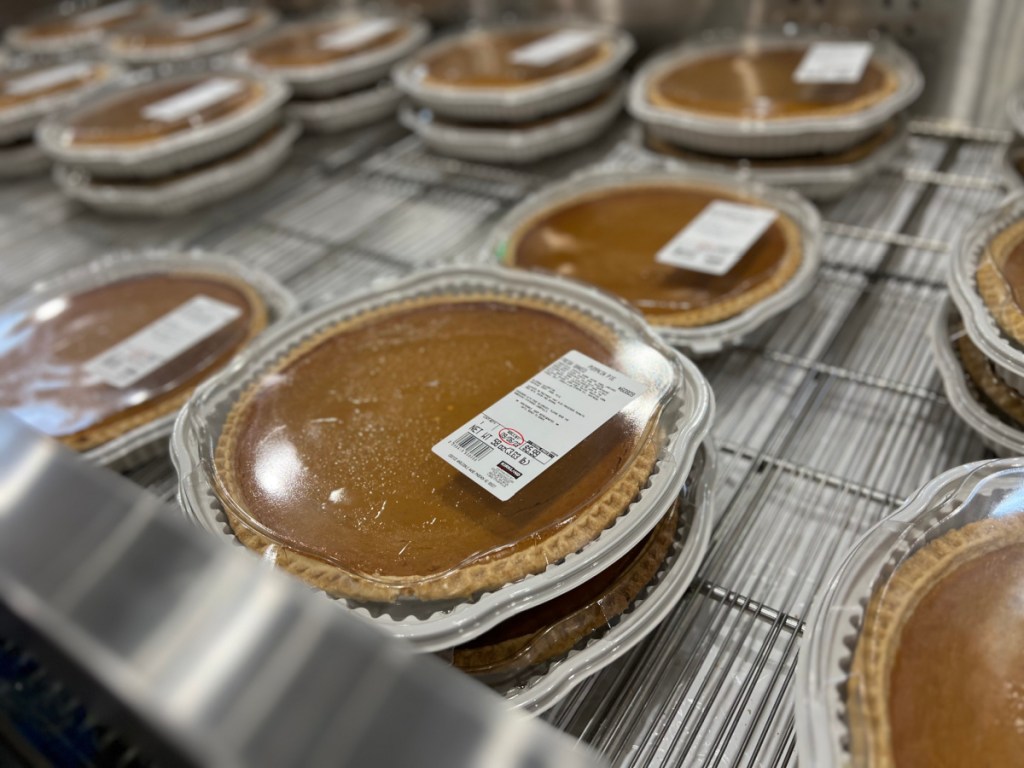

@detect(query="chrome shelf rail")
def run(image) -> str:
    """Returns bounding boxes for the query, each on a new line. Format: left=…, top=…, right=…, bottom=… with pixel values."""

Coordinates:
left=0, top=118, right=1009, bottom=765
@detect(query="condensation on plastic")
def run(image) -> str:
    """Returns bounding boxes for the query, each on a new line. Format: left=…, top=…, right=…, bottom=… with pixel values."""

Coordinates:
left=237, top=13, right=430, bottom=98
left=0, top=61, right=125, bottom=145
left=104, top=7, right=279, bottom=65
left=392, top=20, right=634, bottom=122
left=948, top=190, right=1024, bottom=397
left=172, top=266, right=714, bottom=651
left=53, top=119, right=301, bottom=216
left=286, top=82, right=402, bottom=134
left=476, top=167, right=822, bottom=355
left=0, top=250, right=296, bottom=471
left=630, top=117, right=908, bottom=203
left=930, top=298, right=1024, bottom=457
left=35, top=68, right=291, bottom=179
left=399, top=79, right=624, bottom=165
left=628, top=29, right=924, bottom=158
left=796, top=458, right=1024, bottom=767
left=4, top=1, right=158, bottom=55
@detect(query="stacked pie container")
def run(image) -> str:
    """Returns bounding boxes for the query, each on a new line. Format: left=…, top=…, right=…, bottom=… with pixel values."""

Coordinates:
left=236, top=11, right=430, bottom=134
left=394, top=20, right=634, bottom=164
left=171, top=266, right=716, bottom=712
left=1001, top=92, right=1024, bottom=190
left=35, top=68, right=297, bottom=216
left=934, top=191, right=1024, bottom=455
left=627, top=29, right=924, bottom=200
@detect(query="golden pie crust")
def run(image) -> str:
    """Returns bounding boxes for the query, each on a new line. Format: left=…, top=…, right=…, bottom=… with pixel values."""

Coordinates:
left=646, top=45, right=900, bottom=120
left=215, top=293, right=663, bottom=603
left=956, top=331, right=1024, bottom=425
left=452, top=501, right=677, bottom=679
left=504, top=185, right=804, bottom=328
left=847, top=514, right=1024, bottom=767
left=975, top=218, right=1024, bottom=347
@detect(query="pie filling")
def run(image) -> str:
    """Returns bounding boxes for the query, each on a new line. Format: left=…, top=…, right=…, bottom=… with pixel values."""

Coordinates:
left=888, top=540, right=1024, bottom=767
left=217, top=300, right=655, bottom=584
left=19, top=3, right=150, bottom=40
left=649, top=46, right=891, bottom=119
left=956, top=330, right=1024, bottom=426
left=507, top=186, right=793, bottom=317
left=61, top=76, right=261, bottom=146
left=420, top=29, right=609, bottom=89
left=644, top=119, right=898, bottom=168
left=247, top=18, right=409, bottom=68
left=0, top=273, right=260, bottom=443
left=113, top=10, right=262, bottom=48
left=989, top=235, right=1024, bottom=312
left=453, top=503, right=677, bottom=679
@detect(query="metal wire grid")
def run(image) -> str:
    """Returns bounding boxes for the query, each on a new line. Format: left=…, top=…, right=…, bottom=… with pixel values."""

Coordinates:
left=0, top=119, right=1012, bottom=765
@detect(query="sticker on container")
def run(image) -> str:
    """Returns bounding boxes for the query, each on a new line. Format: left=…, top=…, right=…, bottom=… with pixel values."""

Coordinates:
left=319, top=18, right=400, bottom=52
left=433, top=350, right=643, bottom=501
left=655, top=200, right=778, bottom=276
left=510, top=29, right=600, bottom=68
left=142, top=77, right=245, bottom=122
left=73, top=0, right=139, bottom=27
left=176, top=8, right=252, bottom=37
left=4, top=63, right=94, bottom=96
left=793, top=42, right=874, bottom=84
left=84, top=294, right=242, bottom=388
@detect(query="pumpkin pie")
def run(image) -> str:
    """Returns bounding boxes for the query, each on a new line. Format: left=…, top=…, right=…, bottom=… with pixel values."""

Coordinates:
left=847, top=513, right=1024, bottom=767
left=0, top=271, right=267, bottom=452
left=975, top=218, right=1024, bottom=348
left=214, top=294, right=664, bottom=603
left=6, top=1, right=154, bottom=52
left=956, top=329, right=1024, bottom=427
left=106, top=7, right=277, bottom=61
left=56, top=73, right=265, bottom=148
left=500, top=181, right=803, bottom=327
left=647, top=43, right=898, bottom=121
left=453, top=502, right=677, bottom=681
left=246, top=16, right=413, bottom=70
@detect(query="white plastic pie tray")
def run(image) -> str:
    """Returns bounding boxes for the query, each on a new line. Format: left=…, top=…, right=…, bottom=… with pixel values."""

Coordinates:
left=35, top=69, right=291, bottom=180
left=4, top=249, right=297, bottom=471
left=930, top=298, right=1024, bottom=457
left=478, top=168, right=823, bottom=355
left=796, top=457, right=1024, bottom=768
left=629, top=118, right=908, bottom=203
left=171, top=265, right=715, bottom=652
left=286, top=82, right=402, bottom=134
left=54, top=119, right=301, bottom=216
left=628, top=30, right=924, bottom=158
left=947, top=190, right=1024, bottom=396
left=496, top=440, right=715, bottom=714
left=400, top=79, right=625, bottom=165
left=104, top=7, right=280, bottom=65
left=0, top=61, right=126, bottom=145
left=393, top=20, right=635, bottom=123
left=238, top=15, right=431, bottom=98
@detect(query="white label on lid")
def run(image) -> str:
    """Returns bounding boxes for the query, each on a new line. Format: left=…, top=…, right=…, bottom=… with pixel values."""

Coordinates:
left=84, top=295, right=242, bottom=389
left=141, top=77, right=245, bottom=122
left=73, top=0, right=138, bottom=27
left=4, top=63, right=94, bottom=96
left=655, top=200, right=778, bottom=276
left=793, top=41, right=874, bottom=84
left=176, top=7, right=252, bottom=37
left=432, top=350, right=643, bottom=501
left=510, top=29, right=600, bottom=67
left=318, top=18, right=400, bottom=51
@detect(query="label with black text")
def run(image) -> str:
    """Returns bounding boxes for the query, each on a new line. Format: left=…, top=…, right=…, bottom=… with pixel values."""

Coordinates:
left=318, top=18, right=400, bottom=51
left=510, top=29, right=600, bottom=67
left=141, top=77, right=245, bottom=122
left=793, top=42, right=873, bottom=84
left=655, top=200, right=778, bottom=276
left=4, top=63, right=94, bottom=96
left=432, top=350, right=643, bottom=501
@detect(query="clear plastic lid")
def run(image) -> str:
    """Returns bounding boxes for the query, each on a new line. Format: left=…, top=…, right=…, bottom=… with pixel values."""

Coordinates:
left=246, top=14, right=414, bottom=68
left=797, top=458, right=1024, bottom=767
left=13, top=0, right=154, bottom=41
left=0, top=62, right=110, bottom=111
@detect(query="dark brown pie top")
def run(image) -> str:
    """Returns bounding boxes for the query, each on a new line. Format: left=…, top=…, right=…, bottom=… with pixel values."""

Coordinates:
left=247, top=17, right=409, bottom=68
left=0, top=272, right=262, bottom=445
left=420, top=28, right=609, bottom=89
left=61, top=75, right=261, bottom=146
left=0, top=63, right=109, bottom=112
left=18, top=1, right=151, bottom=41
left=217, top=300, right=650, bottom=582
left=649, top=45, right=892, bottom=119
left=508, top=185, right=794, bottom=319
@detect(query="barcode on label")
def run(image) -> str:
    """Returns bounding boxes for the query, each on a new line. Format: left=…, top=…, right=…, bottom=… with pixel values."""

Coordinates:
left=455, top=432, right=493, bottom=461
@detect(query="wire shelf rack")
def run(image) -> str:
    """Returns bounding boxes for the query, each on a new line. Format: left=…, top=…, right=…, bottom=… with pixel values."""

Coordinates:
left=0, top=115, right=1010, bottom=766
